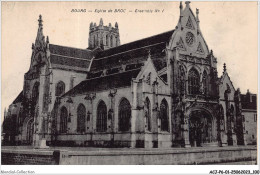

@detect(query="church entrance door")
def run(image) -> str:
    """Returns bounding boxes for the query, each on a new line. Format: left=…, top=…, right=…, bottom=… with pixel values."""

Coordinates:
left=189, top=110, right=213, bottom=147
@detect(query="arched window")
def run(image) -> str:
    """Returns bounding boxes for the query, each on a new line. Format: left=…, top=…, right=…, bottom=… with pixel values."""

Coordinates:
left=118, top=98, right=131, bottom=131
left=32, top=82, right=39, bottom=100
left=56, top=81, right=65, bottom=96
left=160, top=99, right=169, bottom=132
left=96, top=101, right=107, bottom=132
left=110, top=35, right=113, bottom=47
left=60, top=106, right=68, bottom=133
left=77, top=104, right=86, bottom=133
left=219, top=105, right=225, bottom=131
left=106, top=35, right=109, bottom=46
left=115, top=36, right=118, bottom=46
left=94, top=35, right=96, bottom=47
left=188, top=68, right=200, bottom=95
left=202, top=71, right=208, bottom=95
left=145, top=97, right=151, bottom=131
left=178, top=66, right=186, bottom=95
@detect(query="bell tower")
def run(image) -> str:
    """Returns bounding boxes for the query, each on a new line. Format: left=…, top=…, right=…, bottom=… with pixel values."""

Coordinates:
left=88, top=18, right=120, bottom=50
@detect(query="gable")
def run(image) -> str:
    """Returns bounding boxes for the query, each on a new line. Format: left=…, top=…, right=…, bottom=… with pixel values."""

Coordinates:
left=219, top=72, right=236, bottom=100
left=136, top=57, right=167, bottom=86
left=168, top=3, right=209, bottom=58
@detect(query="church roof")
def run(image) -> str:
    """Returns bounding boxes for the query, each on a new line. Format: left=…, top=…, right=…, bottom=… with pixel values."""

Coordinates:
left=49, top=44, right=93, bottom=72
left=12, top=91, right=23, bottom=104
left=49, top=44, right=94, bottom=60
left=62, top=68, right=141, bottom=97
left=90, top=30, right=174, bottom=73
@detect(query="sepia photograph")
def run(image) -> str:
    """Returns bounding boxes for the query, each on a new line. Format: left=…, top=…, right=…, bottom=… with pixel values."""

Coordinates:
left=1, top=1, right=258, bottom=174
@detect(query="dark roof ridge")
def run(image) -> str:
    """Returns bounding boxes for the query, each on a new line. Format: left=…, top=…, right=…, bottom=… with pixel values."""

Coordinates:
left=94, top=41, right=165, bottom=61
left=108, top=29, right=175, bottom=50
left=62, top=68, right=141, bottom=98
left=49, top=43, right=92, bottom=52
left=86, top=67, right=141, bottom=82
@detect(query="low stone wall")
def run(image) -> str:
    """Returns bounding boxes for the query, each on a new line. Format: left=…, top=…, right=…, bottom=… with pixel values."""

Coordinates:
left=1, top=146, right=257, bottom=165
left=59, top=146, right=257, bottom=165
left=1, top=149, right=59, bottom=165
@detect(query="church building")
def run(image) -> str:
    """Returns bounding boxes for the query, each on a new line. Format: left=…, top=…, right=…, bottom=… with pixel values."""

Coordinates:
left=3, top=2, right=248, bottom=148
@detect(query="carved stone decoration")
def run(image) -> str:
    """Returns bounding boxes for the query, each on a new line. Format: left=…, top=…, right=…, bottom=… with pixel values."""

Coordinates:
left=108, top=89, right=117, bottom=98
left=84, top=93, right=96, bottom=102
left=176, top=37, right=186, bottom=50
left=108, top=109, right=114, bottom=120
left=185, top=16, right=194, bottom=30
left=178, top=65, right=186, bottom=95
left=185, top=32, right=195, bottom=46
left=196, top=42, right=204, bottom=54
left=146, top=72, right=151, bottom=85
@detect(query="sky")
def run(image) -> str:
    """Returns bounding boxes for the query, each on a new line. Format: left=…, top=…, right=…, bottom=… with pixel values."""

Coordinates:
left=1, top=1, right=258, bottom=119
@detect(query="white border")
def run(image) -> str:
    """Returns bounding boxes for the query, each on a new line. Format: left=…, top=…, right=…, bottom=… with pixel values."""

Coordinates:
left=0, top=0, right=259, bottom=174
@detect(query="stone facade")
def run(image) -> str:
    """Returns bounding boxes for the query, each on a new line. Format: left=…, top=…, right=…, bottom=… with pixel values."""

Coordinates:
left=3, top=2, right=252, bottom=148
left=241, top=91, right=257, bottom=145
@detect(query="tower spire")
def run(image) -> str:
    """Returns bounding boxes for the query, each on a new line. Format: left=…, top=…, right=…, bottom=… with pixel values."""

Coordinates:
left=223, top=63, right=226, bottom=73
left=179, top=1, right=183, bottom=11
left=35, top=15, right=46, bottom=51
left=99, top=18, right=103, bottom=26
left=185, top=1, right=190, bottom=8
left=38, top=14, right=43, bottom=28
left=179, top=1, right=183, bottom=17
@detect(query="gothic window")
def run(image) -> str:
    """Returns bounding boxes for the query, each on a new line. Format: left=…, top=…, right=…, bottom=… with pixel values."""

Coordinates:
left=178, top=66, right=186, bottom=95
left=106, top=35, right=109, bottom=46
left=185, top=32, right=195, bottom=46
left=118, top=98, right=131, bottom=132
left=202, top=71, right=208, bottom=95
left=110, top=35, right=113, bottom=47
left=96, top=101, right=107, bottom=132
left=77, top=104, right=86, bottom=133
left=95, top=34, right=98, bottom=47
left=56, top=81, right=65, bottom=96
left=145, top=97, right=151, bottom=131
left=60, top=106, right=68, bottom=133
left=160, top=99, right=169, bottom=132
left=93, top=35, right=96, bottom=47
left=219, top=105, right=225, bottom=131
left=32, top=82, right=39, bottom=100
left=115, top=36, right=118, bottom=46
left=188, top=68, right=200, bottom=95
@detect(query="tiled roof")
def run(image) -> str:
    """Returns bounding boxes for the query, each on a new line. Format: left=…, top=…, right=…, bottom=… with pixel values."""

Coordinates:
left=62, top=68, right=141, bottom=97
left=49, top=44, right=93, bottom=60
left=90, top=30, right=174, bottom=72
left=56, top=30, right=174, bottom=97
left=95, top=30, right=174, bottom=58
left=241, top=93, right=257, bottom=110
left=12, top=91, right=23, bottom=104
left=50, top=55, right=90, bottom=68
left=49, top=44, right=93, bottom=71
